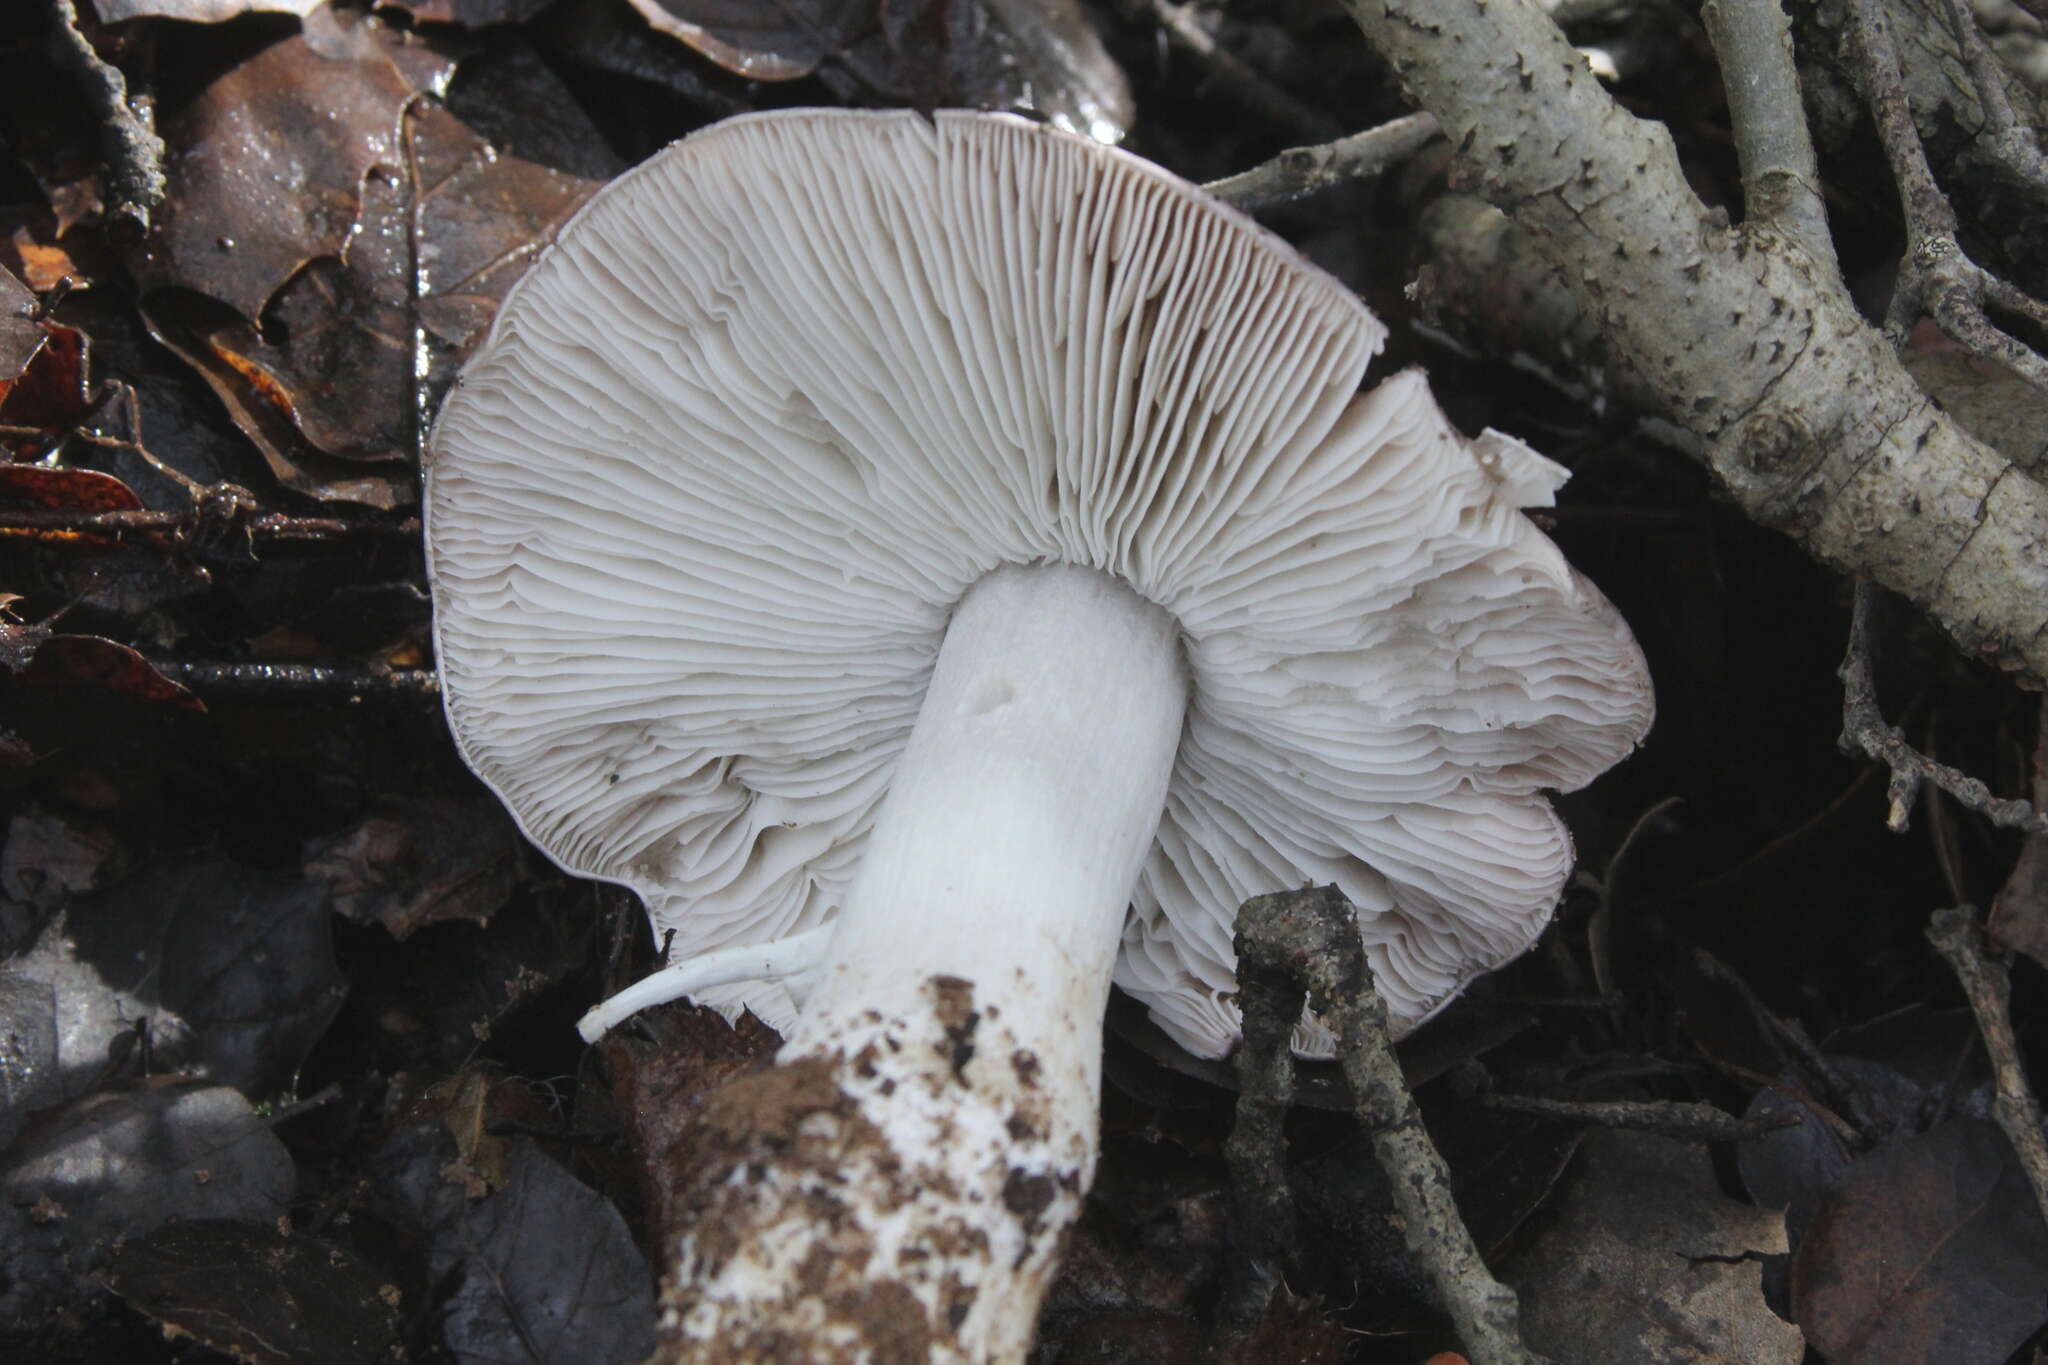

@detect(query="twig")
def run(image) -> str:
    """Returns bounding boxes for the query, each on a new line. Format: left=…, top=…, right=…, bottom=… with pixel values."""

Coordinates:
left=1938, top=0, right=2048, bottom=191
left=1144, top=1, right=1344, bottom=143
left=1926, top=905, right=2048, bottom=1229
left=1205, top=114, right=1440, bottom=212
left=147, top=660, right=440, bottom=703
left=1846, top=0, right=2048, bottom=391
left=1220, top=916, right=1307, bottom=1338
left=1838, top=581, right=2048, bottom=834
left=45, top=0, right=165, bottom=234
left=0, top=505, right=420, bottom=549
left=1699, top=0, right=1837, bottom=271
left=1234, top=886, right=1550, bottom=1365
left=1464, top=1091, right=1800, bottom=1142
left=1693, top=949, right=1879, bottom=1138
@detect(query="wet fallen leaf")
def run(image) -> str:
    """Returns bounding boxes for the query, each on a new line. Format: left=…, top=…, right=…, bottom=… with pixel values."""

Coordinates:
left=0, top=317, right=91, bottom=457
left=1792, top=1118, right=2048, bottom=1365
left=0, top=974, right=60, bottom=1149
left=135, top=9, right=614, bottom=507
left=0, top=263, right=44, bottom=393
left=7, top=226, right=83, bottom=295
left=1503, top=1129, right=1803, bottom=1365
left=623, top=0, right=1131, bottom=138
left=14, top=851, right=346, bottom=1095
left=19, top=635, right=203, bottom=711
left=107, top=1219, right=401, bottom=1365
left=0, top=464, right=142, bottom=513
left=378, top=1127, right=657, bottom=1365
left=0, top=807, right=122, bottom=915
left=0, top=1080, right=296, bottom=1325
left=92, top=0, right=322, bottom=19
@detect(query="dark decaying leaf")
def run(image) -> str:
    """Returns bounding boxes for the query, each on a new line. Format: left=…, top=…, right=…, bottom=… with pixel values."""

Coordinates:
left=58, top=852, right=346, bottom=1094
left=305, top=790, right=521, bottom=938
left=1791, top=1118, right=2048, bottom=1365
left=1736, top=1084, right=1853, bottom=1246
left=0, top=806, right=123, bottom=916
left=0, top=1081, right=296, bottom=1325
left=623, top=0, right=1131, bottom=139
left=0, top=318, right=91, bottom=457
left=107, top=1219, right=402, bottom=1365
left=134, top=8, right=613, bottom=508
left=20, top=635, right=203, bottom=711
left=0, top=263, right=45, bottom=390
left=379, top=1127, right=657, bottom=1365
left=1502, top=1130, right=1803, bottom=1365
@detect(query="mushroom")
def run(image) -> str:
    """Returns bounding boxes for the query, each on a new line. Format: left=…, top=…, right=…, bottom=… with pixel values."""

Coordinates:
left=425, top=109, right=1653, bottom=1361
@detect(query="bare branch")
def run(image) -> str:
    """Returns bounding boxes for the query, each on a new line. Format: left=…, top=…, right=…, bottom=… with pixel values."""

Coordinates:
left=1338, top=0, right=2048, bottom=685
left=1700, top=0, right=1838, bottom=270
left=1926, top=905, right=2048, bottom=1230
left=147, top=660, right=440, bottom=703
left=1838, top=582, right=2048, bottom=834
left=1465, top=1090, right=1799, bottom=1143
left=1205, top=114, right=1440, bottom=212
left=0, top=506, right=420, bottom=550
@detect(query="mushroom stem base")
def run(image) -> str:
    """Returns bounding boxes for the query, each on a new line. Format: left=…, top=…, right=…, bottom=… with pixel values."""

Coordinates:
left=657, top=562, right=1188, bottom=1363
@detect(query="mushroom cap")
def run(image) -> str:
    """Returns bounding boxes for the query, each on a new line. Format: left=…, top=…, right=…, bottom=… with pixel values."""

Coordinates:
left=426, top=108, right=1653, bottom=1058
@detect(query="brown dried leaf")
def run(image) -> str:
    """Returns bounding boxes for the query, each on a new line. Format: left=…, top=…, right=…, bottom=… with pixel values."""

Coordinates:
left=0, top=262, right=44, bottom=389
left=0, top=464, right=143, bottom=512
left=1503, top=1130, right=1803, bottom=1365
left=136, top=10, right=612, bottom=507
left=303, top=792, right=521, bottom=938
left=1792, top=1119, right=2048, bottom=1365
left=90, top=0, right=322, bottom=19
left=0, top=320, right=91, bottom=457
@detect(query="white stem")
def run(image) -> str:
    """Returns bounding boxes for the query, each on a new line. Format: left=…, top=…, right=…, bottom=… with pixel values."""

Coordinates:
left=575, top=925, right=833, bottom=1043
left=664, top=562, right=1187, bottom=1363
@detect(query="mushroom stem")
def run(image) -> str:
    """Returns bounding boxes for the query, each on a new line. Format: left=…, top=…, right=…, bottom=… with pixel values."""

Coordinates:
left=661, top=561, right=1188, bottom=1362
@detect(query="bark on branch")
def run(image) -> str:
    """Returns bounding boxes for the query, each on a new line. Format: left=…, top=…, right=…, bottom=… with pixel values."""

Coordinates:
left=1341, top=0, right=2048, bottom=685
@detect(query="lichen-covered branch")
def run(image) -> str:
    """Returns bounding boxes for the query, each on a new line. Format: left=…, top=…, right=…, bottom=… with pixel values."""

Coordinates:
left=1339, top=0, right=2048, bottom=686
left=1235, top=887, right=1548, bottom=1365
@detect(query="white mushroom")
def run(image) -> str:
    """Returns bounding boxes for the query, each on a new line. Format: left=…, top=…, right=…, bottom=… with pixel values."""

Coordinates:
left=425, top=108, right=1653, bottom=1362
